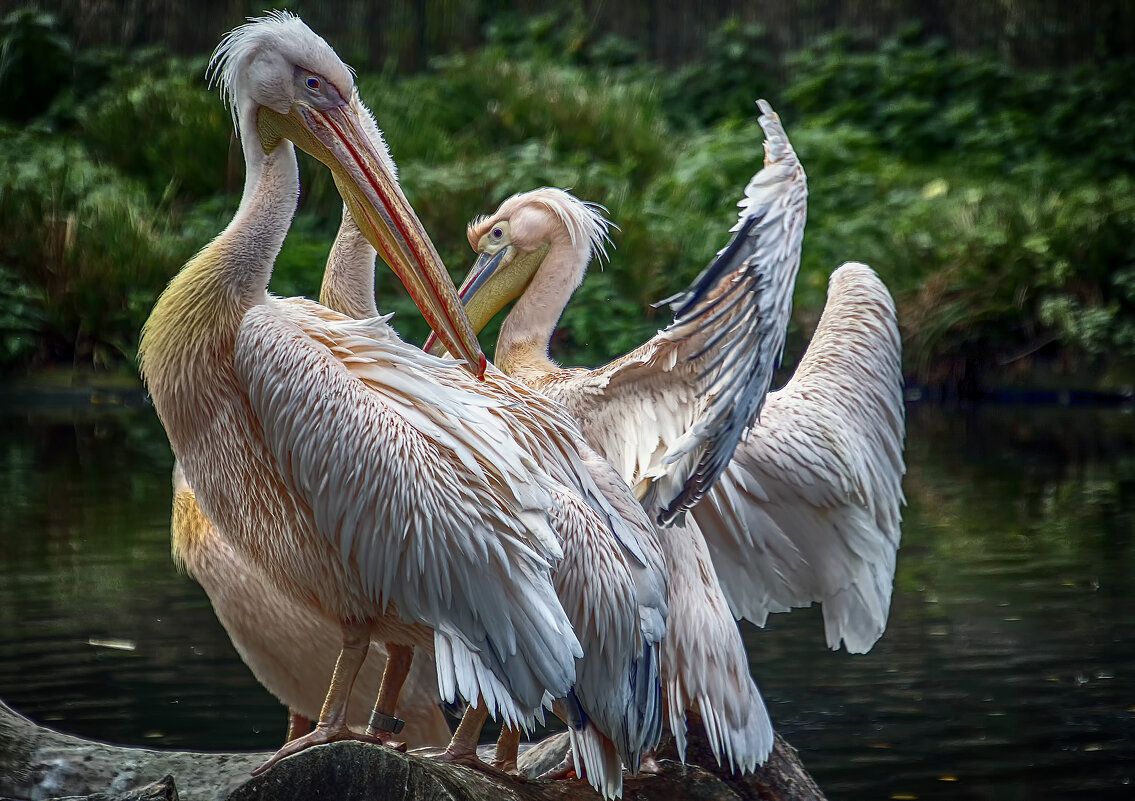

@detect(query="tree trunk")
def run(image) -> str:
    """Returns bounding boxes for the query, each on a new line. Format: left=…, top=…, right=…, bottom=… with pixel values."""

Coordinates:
left=0, top=700, right=825, bottom=801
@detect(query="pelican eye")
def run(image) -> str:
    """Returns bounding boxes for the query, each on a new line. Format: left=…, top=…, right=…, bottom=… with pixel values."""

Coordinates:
left=492, top=227, right=503, bottom=239
left=305, top=76, right=320, bottom=90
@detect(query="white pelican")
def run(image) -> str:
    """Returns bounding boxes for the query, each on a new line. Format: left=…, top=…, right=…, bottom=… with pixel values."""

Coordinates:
left=139, top=13, right=666, bottom=788
left=322, top=164, right=669, bottom=801
left=168, top=208, right=447, bottom=749
left=438, top=102, right=905, bottom=767
left=314, top=85, right=671, bottom=801
left=171, top=463, right=450, bottom=747
left=175, top=203, right=669, bottom=794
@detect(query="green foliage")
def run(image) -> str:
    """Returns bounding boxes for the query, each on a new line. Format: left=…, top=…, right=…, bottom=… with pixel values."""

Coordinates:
left=660, top=20, right=773, bottom=129
left=0, top=8, right=72, bottom=123
left=785, top=25, right=1135, bottom=176
left=881, top=174, right=1133, bottom=379
left=0, top=133, right=185, bottom=369
left=1, top=13, right=1131, bottom=389
left=556, top=269, right=660, bottom=366
left=76, top=57, right=232, bottom=200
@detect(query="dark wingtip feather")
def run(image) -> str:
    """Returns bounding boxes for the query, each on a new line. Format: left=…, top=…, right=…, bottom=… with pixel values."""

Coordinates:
left=648, top=100, right=807, bottom=523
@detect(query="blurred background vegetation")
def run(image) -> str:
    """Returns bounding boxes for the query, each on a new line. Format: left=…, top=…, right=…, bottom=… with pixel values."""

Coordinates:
left=0, top=0, right=1132, bottom=395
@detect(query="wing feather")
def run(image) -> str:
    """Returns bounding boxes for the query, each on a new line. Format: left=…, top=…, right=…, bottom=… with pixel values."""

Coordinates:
left=550, top=449, right=667, bottom=796
left=660, top=518, right=772, bottom=773
left=650, top=100, right=808, bottom=522
left=235, top=300, right=584, bottom=725
left=551, top=100, right=807, bottom=525
left=692, top=263, right=906, bottom=653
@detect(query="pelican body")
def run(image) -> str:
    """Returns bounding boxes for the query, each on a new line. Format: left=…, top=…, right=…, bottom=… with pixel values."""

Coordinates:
left=322, top=202, right=670, bottom=799
left=445, top=101, right=906, bottom=769
left=316, top=120, right=671, bottom=801
left=313, top=84, right=671, bottom=801
left=141, top=11, right=573, bottom=766
left=171, top=464, right=450, bottom=747
left=141, top=14, right=668, bottom=786
left=168, top=207, right=449, bottom=748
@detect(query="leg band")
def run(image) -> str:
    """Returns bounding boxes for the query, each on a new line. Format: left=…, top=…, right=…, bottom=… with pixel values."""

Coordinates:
left=369, top=709, right=405, bottom=734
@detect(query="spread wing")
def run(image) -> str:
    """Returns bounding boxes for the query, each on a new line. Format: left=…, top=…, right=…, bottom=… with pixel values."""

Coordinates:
left=553, top=100, right=807, bottom=525
left=234, top=299, right=583, bottom=726
left=691, top=263, right=906, bottom=653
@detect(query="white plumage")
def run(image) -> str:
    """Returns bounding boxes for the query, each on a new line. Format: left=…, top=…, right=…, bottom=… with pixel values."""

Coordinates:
left=140, top=13, right=667, bottom=780
left=694, top=261, right=906, bottom=653
left=170, top=465, right=450, bottom=747
left=446, top=100, right=905, bottom=773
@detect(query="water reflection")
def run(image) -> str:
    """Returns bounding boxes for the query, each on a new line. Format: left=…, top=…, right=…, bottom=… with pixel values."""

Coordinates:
left=0, top=399, right=1132, bottom=797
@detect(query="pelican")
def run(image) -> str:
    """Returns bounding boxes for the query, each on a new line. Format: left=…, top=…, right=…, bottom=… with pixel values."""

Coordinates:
left=139, top=13, right=666, bottom=788
left=312, top=69, right=673, bottom=801
left=171, top=463, right=450, bottom=747
left=173, top=202, right=668, bottom=792
left=167, top=208, right=449, bottom=749
left=438, top=102, right=905, bottom=767
left=321, top=164, right=669, bottom=801
left=325, top=208, right=670, bottom=796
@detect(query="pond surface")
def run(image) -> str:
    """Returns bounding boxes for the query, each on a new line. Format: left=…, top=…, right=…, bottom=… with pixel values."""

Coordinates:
left=1, top=395, right=1133, bottom=799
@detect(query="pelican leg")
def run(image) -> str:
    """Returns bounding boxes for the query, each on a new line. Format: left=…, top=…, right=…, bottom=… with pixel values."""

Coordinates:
left=252, top=622, right=383, bottom=775
left=363, top=642, right=413, bottom=750
left=492, top=725, right=523, bottom=775
left=284, top=711, right=312, bottom=742
left=434, top=703, right=516, bottom=781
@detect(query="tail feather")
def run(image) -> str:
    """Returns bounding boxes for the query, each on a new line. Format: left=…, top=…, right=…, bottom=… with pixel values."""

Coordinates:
left=661, top=518, right=773, bottom=773
left=569, top=724, right=625, bottom=800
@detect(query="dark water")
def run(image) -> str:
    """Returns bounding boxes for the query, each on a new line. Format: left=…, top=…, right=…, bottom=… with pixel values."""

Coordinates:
left=1, top=396, right=1133, bottom=799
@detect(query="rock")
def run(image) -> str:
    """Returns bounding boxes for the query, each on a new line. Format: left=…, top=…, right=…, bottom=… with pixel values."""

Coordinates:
left=515, top=732, right=572, bottom=778
left=0, top=700, right=825, bottom=801
left=40, top=775, right=180, bottom=801
left=0, top=700, right=265, bottom=801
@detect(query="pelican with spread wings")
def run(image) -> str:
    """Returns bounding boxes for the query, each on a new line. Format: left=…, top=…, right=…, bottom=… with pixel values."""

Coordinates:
left=434, top=101, right=906, bottom=769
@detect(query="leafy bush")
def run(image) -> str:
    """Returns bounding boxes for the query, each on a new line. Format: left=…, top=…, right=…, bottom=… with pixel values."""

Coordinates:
left=786, top=25, right=1135, bottom=176
left=2, top=13, right=1132, bottom=391
left=660, top=20, right=774, bottom=129
left=0, top=134, right=185, bottom=368
left=0, top=8, right=72, bottom=123
left=76, top=57, right=233, bottom=201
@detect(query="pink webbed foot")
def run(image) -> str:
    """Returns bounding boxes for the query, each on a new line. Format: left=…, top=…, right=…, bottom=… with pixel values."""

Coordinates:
left=434, top=746, right=522, bottom=783
left=252, top=723, right=386, bottom=776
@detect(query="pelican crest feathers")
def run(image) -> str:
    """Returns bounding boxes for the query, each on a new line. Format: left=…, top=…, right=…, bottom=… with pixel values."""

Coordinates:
left=471, top=187, right=614, bottom=265
left=206, top=11, right=397, bottom=179
left=208, top=11, right=346, bottom=109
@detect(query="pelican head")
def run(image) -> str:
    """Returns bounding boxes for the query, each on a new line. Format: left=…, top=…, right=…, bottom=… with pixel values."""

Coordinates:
left=424, top=187, right=612, bottom=356
left=210, top=12, right=485, bottom=376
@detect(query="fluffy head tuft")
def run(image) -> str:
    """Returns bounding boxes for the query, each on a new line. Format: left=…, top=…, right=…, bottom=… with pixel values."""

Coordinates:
left=207, top=11, right=355, bottom=129
left=471, top=187, right=614, bottom=264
